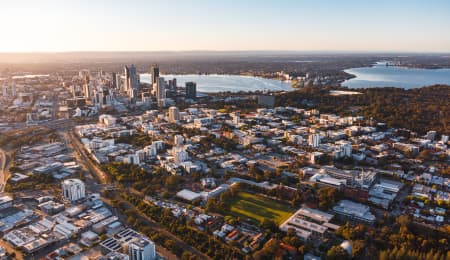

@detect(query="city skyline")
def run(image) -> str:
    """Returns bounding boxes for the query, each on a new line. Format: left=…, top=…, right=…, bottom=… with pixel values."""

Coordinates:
left=0, top=0, right=450, bottom=53
left=0, top=2, right=449, bottom=259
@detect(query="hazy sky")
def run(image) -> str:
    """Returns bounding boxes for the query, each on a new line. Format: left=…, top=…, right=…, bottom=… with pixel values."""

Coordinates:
left=1, top=0, right=449, bottom=52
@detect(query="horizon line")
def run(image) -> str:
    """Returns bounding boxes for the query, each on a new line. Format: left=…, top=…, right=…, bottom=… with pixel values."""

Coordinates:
left=1, top=49, right=450, bottom=55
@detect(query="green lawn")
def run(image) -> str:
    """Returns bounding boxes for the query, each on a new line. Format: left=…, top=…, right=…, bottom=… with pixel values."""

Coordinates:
left=226, top=192, right=294, bottom=225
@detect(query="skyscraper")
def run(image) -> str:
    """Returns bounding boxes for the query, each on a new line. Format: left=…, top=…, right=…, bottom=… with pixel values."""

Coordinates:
left=185, top=81, right=197, bottom=99
left=79, top=69, right=90, bottom=79
left=172, top=78, right=177, bottom=90
left=111, top=72, right=117, bottom=88
left=116, top=73, right=122, bottom=90
left=98, top=69, right=105, bottom=79
left=150, top=64, right=159, bottom=85
left=156, top=77, right=166, bottom=102
left=84, top=83, right=91, bottom=99
left=84, top=74, right=90, bottom=85
left=124, top=66, right=130, bottom=91
left=124, top=65, right=139, bottom=93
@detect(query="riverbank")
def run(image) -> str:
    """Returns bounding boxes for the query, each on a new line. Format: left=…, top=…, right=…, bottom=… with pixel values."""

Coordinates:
left=276, top=84, right=450, bottom=135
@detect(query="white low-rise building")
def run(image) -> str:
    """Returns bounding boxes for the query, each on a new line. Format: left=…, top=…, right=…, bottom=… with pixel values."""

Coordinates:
left=333, top=200, right=376, bottom=224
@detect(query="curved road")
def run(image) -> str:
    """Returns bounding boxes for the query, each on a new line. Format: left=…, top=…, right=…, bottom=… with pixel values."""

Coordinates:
left=0, top=148, right=10, bottom=192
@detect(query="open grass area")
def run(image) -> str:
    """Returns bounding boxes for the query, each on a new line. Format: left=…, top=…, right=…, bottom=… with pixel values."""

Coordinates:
left=226, top=191, right=294, bottom=225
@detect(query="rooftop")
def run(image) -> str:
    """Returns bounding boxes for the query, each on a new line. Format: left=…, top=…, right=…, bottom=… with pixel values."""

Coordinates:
left=176, top=189, right=201, bottom=201
left=333, top=200, right=376, bottom=223
left=0, top=195, right=13, bottom=205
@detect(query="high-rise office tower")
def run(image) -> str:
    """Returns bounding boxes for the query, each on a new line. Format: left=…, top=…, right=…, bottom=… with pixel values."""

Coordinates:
left=172, top=78, right=177, bottom=90
left=129, top=87, right=137, bottom=99
left=84, top=84, right=91, bottom=99
left=98, top=69, right=105, bottom=79
left=116, top=73, right=122, bottom=91
left=185, top=81, right=197, bottom=99
left=111, top=72, right=117, bottom=88
left=129, top=65, right=138, bottom=84
left=128, top=238, right=156, bottom=260
left=97, top=86, right=110, bottom=106
left=165, top=78, right=178, bottom=98
left=150, top=64, right=159, bottom=85
left=79, top=69, right=90, bottom=79
left=84, top=74, right=90, bottom=85
left=70, top=85, right=76, bottom=98
left=124, top=66, right=130, bottom=91
left=61, top=179, right=86, bottom=203
left=156, top=77, right=166, bottom=101
left=124, top=65, right=140, bottom=96
left=156, top=77, right=166, bottom=107
left=168, top=106, right=180, bottom=123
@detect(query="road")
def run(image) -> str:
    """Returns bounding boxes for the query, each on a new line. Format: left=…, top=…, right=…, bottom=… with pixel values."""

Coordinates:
left=0, top=148, right=10, bottom=192
left=65, top=131, right=109, bottom=184
left=121, top=196, right=211, bottom=260
left=0, top=118, right=72, bottom=191
left=65, top=130, right=210, bottom=259
left=1, top=121, right=206, bottom=259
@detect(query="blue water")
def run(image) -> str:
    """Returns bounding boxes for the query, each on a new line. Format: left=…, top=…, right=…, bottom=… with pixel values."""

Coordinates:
left=343, top=62, right=450, bottom=89
left=140, top=73, right=291, bottom=93
left=12, top=74, right=50, bottom=79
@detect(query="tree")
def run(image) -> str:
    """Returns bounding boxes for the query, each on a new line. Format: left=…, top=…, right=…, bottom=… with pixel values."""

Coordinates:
left=224, top=215, right=238, bottom=225
left=181, top=251, right=195, bottom=260
left=396, top=215, right=411, bottom=228
left=352, top=240, right=366, bottom=258
left=164, top=239, right=175, bottom=250
left=318, top=187, right=338, bottom=210
left=261, top=218, right=277, bottom=233
left=326, top=245, right=350, bottom=260
left=379, top=250, right=389, bottom=260
left=253, top=239, right=279, bottom=260
left=336, top=223, right=367, bottom=240
left=165, top=175, right=182, bottom=189
left=287, top=228, right=296, bottom=237
left=205, top=198, right=217, bottom=212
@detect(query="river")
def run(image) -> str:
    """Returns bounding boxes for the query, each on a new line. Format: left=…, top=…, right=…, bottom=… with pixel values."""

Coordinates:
left=342, top=61, right=450, bottom=89
left=140, top=73, right=291, bottom=93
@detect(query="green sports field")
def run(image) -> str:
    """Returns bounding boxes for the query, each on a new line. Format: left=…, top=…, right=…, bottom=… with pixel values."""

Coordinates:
left=226, top=191, right=294, bottom=225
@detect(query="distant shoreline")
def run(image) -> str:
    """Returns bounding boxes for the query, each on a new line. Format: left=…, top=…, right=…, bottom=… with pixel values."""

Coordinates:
left=199, top=84, right=450, bottom=95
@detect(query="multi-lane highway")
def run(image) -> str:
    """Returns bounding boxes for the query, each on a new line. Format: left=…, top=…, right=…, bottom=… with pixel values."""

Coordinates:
left=0, top=117, right=207, bottom=259
left=0, top=148, right=10, bottom=192
left=65, top=131, right=109, bottom=184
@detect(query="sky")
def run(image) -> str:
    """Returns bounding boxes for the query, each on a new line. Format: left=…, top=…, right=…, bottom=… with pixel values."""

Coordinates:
left=0, top=0, right=449, bottom=53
